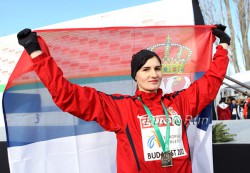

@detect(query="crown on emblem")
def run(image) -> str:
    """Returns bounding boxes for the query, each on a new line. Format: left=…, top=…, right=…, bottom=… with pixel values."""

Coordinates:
left=147, top=35, right=192, bottom=74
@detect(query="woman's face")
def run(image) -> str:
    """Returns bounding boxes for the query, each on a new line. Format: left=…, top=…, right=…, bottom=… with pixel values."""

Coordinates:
left=135, top=56, right=162, bottom=93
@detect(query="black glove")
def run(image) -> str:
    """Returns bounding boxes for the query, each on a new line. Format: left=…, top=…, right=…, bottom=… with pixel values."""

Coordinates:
left=212, top=24, right=231, bottom=45
left=17, top=28, right=41, bottom=54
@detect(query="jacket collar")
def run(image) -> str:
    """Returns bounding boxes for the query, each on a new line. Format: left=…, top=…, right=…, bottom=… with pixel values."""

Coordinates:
left=135, top=89, right=163, bottom=102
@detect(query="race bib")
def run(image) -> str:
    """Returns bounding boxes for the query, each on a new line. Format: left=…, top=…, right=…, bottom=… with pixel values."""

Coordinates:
left=137, top=107, right=187, bottom=161
left=232, top=108, right=236, bottom=115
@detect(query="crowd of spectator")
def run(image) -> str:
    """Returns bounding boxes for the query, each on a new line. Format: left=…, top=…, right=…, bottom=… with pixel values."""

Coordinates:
left=216, top=95, right=250, bottom=120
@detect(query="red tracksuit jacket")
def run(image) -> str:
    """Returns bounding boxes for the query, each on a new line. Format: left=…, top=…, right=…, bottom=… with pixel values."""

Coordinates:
left=32, top=45, right=228, bottom=173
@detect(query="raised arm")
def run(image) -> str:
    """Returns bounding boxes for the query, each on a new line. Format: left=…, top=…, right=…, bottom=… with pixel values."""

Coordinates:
left=175, top=24, right=231, bottom=117
left=17, top=29, right=122, bottom=131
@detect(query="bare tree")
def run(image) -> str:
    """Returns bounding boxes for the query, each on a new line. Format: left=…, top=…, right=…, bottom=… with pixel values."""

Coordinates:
left=198, top=0, right=250, bottom=74
left=234, top=0, right=250, bottom=70
left=225, top=0, right=240, bottom=72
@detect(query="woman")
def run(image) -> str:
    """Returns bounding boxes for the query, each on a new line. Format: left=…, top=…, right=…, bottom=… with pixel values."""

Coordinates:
left=17, top=25, right=230, bottom=173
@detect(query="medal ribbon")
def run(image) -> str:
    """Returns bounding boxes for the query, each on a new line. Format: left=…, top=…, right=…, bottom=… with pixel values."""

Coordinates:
left=138, top=97, right=170, bottom=153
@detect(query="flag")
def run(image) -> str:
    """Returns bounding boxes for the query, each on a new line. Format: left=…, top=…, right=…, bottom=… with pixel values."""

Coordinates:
left=187, top=75, right=214, bottom=173
left=3, top=26, right=214, bottom=173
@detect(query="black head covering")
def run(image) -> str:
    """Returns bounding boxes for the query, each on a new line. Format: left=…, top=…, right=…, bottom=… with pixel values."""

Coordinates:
left=131, top=49, right=161, bottom=80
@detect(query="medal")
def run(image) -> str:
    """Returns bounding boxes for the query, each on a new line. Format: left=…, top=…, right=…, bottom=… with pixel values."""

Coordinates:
left=161, top=151, right=173, bottom=167
left=138, top=97, right=173, bottom=167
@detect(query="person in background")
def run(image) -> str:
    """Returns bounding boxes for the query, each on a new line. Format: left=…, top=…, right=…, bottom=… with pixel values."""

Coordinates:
left=226, top=96, right=233, bottom=105
left=243, top=96, right=250, bottom=119
left=217, top=98, right=231, bottom=120
left=16, top=24, right=230, bottom=173
left=237, top=98, right=245, bottom=119
left=229, top=97, right=241, bottom=120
